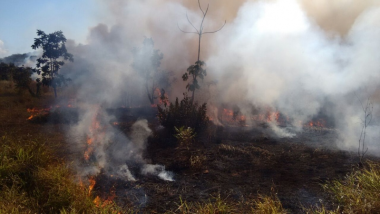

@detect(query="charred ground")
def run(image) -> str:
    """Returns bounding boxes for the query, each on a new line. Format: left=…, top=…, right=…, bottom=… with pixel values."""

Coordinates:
left=1, top=92, right=379, bottom=213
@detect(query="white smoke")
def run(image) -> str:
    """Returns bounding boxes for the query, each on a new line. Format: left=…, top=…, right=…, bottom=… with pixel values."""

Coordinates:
left=207, top=0, right=380, bottom=153
left=141, top=164, right=174, bottom=181
left=61, top=0, right=380, bottom=168
left=0, top=40, right=8, bottom=58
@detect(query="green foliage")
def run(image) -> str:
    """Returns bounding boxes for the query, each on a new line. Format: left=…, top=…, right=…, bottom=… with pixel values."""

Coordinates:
left=13, top=66, right=35, bottom=95
left=174, top=126, right=196, bottom=148
left=182, top=60, right=207, bottom=100
left=157, top=93, right=209, bottom=134
left=0, top=62, right=36, bottom=96
left=31, top=30, right=73, bottom=98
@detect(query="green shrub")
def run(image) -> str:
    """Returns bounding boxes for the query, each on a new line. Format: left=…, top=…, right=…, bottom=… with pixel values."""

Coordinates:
left=174, top=126, right=196, bottom=148
left=157, top=93, right=209, bottom=134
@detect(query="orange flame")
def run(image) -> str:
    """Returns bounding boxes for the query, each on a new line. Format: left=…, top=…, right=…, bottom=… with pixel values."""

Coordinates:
left=93, top=196, right=101, bottom=207
left=26, top=107, right=51, bottom=120
left=93, top=190, right=116, bottom=208
left=88, top=177, right=96, bottom=196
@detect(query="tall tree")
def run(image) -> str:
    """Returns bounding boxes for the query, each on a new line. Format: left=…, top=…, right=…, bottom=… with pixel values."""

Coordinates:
left=132, top=38, right=163, bottom=105
left=178, top=0, right=225, bottom=102
left=31, top=30, right=73, bottom=98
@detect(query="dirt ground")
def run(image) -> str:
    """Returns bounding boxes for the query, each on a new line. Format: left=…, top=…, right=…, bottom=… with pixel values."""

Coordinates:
left=1, top=94, right=377, bottom=213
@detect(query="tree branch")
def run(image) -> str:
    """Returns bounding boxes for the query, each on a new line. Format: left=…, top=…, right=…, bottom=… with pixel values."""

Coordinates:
left=177, top=23, right=199, bottom=34
left=203, top=21, right=226, bottom=34
left=199, top=5, right=209, bottom=33
left=198, top=0, right=205, bottom=15
left=186, top=13, right=200, bottom=34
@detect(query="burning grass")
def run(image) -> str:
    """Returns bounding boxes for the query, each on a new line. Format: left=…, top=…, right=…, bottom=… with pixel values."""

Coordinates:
left=0, top=134, right=125, bottom=214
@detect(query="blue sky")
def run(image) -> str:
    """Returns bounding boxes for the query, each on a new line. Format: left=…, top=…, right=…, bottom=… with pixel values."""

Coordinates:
left=0, top=0, right=105, bottom=56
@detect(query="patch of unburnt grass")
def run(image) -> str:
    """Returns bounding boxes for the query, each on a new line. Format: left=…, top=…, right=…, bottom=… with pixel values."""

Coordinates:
left=321, top=161, right=380, bottom=213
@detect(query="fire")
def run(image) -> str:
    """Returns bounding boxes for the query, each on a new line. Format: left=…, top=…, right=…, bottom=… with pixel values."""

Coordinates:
left=211, top=106, right=328, bottom=129
left=26, top=101, right=74, bottom=120
left=215, top=107, right=282, bottom=126
left=93, top=190, right=117, bottom=208
left=266, top=111, right=280, bottom=122
left=155, top=88, right=169, bottom=107
left=26, top=107, right=51, bottom=120
left=84, top=136, right=94, bottom=161
left=93, top=196, right=101, bottom=207
left=83, top=107, right=106, bottom=162
left=88, top=177, right=96, bottom=196
left=306, top=119, right=326, bottom=128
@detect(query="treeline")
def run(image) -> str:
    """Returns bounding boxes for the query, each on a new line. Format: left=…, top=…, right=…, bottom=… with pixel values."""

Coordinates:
left=0, top=62, right=40, bottom=96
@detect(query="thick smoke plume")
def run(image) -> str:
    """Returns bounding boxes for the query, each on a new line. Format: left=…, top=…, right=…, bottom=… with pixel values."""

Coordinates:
left=61, top=0, right=380, bottom=176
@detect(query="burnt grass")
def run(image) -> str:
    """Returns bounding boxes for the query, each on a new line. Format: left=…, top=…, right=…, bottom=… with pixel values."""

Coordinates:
left=95, top=108, right=367, bottom=213
left=2, top=98, right=377, bottom=213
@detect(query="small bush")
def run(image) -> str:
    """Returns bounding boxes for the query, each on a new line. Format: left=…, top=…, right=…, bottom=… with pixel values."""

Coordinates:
left=157, top=93, right=209, bottom=134
left=174, top=126, right=196, bottom=148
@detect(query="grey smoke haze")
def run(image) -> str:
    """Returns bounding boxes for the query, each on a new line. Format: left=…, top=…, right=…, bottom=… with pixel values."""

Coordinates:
left=0, top=40, right=7, bottom=57
left=61, top=0, right=380, bottom=172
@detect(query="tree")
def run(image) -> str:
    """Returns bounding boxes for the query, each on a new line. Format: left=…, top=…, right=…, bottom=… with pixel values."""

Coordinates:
left=31, top=30, right=73, bottom=98
left=132, top=38, right=164, bottom=105
left=178, top=0, right=225, bottom=102
left=13, top=65, right=36, bottom=96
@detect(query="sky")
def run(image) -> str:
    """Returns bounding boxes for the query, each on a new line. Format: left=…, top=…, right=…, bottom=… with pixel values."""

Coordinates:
left=0, top=0, right=107, bottom=56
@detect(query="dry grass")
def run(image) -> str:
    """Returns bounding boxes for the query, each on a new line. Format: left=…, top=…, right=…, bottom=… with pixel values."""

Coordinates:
left=251, top=193, right=287, bottom=214
left=190, top=154, right=207, bottom=169
left=322, top=161, right=380, bottom=214
left=173, top=195, right=236, bottom=214
left=169, top=192, right=290, bottom=214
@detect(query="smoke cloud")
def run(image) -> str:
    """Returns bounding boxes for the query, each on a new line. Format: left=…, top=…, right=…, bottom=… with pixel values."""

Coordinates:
left=60, top=0, right=380, bottom=174
left=0, top=40, right=8, bottom=58
left=207, top=0, right=380, bottom=153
